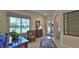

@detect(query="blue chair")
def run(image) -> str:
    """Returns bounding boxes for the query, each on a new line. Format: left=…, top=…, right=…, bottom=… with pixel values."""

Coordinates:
left=0, top=35, right=5, bottom=48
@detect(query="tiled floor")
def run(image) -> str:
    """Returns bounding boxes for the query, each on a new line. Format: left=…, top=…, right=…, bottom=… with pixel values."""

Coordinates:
left=28, top=37, right=42, bottom=48
left=28, top=36, right=58, bottom=48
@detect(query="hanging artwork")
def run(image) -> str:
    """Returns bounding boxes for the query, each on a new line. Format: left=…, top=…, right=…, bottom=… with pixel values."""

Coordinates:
left=36, top=21, right=40, bottom=29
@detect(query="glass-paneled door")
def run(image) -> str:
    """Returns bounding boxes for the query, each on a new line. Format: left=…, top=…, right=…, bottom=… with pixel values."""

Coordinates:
left=47, top=20, right=53, bottom=36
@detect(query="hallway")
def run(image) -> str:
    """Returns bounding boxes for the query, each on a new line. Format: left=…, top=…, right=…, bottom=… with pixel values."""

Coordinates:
left=28, top=36, right=57, bottom=48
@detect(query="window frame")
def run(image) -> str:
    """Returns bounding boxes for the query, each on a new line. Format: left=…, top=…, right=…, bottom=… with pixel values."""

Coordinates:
left=8, top=16, right=30, bottom=34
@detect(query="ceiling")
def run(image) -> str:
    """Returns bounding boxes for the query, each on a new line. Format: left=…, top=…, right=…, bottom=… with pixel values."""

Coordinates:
left=30, top=10, right=54, bottom=13
left=29, top=10, right=72, bottom=16
left=30, top=10, right=55, bottom=16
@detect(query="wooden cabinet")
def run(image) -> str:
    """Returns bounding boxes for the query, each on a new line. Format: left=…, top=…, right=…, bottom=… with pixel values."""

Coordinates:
left=35, top=29, right=43, bottom=38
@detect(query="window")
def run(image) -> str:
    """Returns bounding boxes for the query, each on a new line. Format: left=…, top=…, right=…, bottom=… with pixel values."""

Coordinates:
left=64, top=10, right=79, bottom=36
left=22, top=18, right=30, bottom=33
left=9, top=17, right=30, bottom=33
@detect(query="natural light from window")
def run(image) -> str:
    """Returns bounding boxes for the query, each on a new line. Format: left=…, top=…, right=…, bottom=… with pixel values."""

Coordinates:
left=9, top=17, right=30, bottom=34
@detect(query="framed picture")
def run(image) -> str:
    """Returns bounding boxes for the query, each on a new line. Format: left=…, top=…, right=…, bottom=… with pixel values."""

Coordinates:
left=36, top=21, right=40, bottom=29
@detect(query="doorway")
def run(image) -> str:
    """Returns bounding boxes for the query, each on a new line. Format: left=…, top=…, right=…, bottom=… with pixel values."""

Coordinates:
left=47, top=20, right=53, bottom=36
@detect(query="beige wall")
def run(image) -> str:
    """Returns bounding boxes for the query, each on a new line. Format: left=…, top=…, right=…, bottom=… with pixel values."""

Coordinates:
left=53, top=10, right=79, bottom=48
left=0, top=10, right=46, bottom=36
left=0, top=11, right=7, bottom=34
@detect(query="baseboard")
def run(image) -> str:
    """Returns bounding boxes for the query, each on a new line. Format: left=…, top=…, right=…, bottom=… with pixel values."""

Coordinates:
left=52, top=37, right=73, bottom=48
left=60, top=44, right=73, bottom=48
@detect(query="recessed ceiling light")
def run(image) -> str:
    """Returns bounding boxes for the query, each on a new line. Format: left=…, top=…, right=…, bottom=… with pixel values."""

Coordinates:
left=44, top=13, right=47, bottom=16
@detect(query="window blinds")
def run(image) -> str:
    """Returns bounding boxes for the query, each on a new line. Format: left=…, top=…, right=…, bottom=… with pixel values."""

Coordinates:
left=64, top=10, right=79, bottom=36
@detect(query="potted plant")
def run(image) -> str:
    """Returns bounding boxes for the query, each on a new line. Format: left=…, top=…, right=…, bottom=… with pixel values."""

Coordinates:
left=11, top=30, right=19, bottom=42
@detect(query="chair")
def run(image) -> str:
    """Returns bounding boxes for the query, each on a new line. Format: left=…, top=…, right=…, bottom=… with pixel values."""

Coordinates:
left=27, top=30, right=36, bottom=42
left=0, top=35, right=5, bottom=48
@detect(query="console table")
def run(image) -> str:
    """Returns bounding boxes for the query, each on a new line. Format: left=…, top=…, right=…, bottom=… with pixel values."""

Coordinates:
left=35, top=29, right=43, bottom=38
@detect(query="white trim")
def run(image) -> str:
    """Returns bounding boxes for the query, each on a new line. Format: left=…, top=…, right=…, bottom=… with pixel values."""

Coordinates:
left=52, top=37, right=74, bottom=48
left=60, top=43, right=74, bottom=48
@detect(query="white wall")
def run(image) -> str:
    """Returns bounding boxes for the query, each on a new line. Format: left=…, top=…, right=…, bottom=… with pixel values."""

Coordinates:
left=0, top=11, right=7, bottom=34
